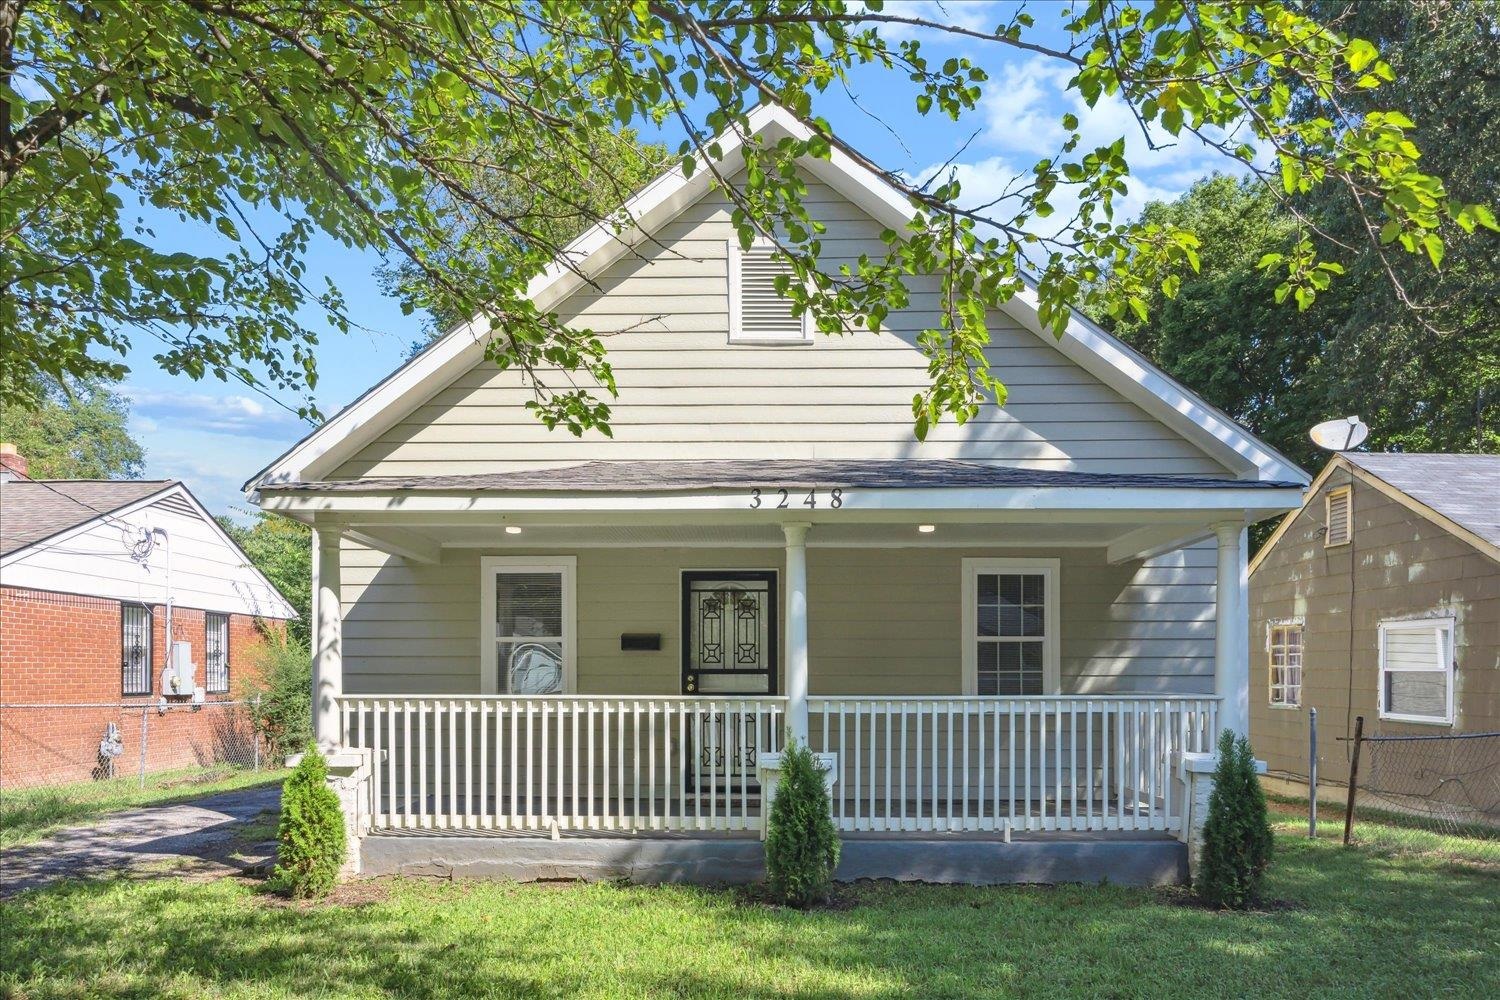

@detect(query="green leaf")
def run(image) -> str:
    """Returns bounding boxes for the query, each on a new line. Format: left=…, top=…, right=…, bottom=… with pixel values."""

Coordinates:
left=1345, top=38, right=1380, bottom=73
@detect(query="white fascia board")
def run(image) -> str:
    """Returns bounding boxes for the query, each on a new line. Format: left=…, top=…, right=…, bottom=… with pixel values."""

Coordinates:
left=245, top=103, right=1303, bottom=492
left=260, top=484, right=1304, bottom=517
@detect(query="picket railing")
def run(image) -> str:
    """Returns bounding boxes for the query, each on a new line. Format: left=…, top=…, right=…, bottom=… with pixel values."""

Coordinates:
left=338, top=696, right=785, bottom=832
left=809, top=696, right=1218, bottom=833
left=339, top=694, right=1215, bottom=836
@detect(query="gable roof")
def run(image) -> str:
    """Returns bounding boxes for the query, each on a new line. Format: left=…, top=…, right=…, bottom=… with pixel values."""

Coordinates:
left=244, top=105, right=1308, bottom=493
left=1250, top=452, right=1500, bottom=573
left=1, top=478, right=298, bottom=619
left=0, top=479, right=174, bottom=556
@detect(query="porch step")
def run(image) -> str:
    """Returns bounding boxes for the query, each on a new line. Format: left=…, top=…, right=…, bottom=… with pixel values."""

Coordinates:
left=360, top=833, right=1186, bottom=887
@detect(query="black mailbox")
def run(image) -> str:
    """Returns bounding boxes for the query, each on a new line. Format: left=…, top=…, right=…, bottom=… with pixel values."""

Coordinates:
left=620, top=633, right=662, bottom=651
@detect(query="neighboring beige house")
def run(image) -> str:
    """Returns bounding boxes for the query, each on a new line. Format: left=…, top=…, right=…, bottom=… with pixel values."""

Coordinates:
left=1249, top=452, right=1500, bottom=791
left=247, top=107, right=1307, bottom=885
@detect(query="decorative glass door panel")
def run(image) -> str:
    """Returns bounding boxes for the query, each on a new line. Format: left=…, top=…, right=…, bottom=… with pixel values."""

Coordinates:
left=682, top=571, right=777, bottom=788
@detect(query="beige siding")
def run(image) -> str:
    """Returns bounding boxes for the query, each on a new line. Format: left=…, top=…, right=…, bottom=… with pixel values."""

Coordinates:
left=340, top=541, right=1217, bottom=697
left=1249, top=468, right=1500, bottom=784
left=333, top=176, right=1230, bottom=479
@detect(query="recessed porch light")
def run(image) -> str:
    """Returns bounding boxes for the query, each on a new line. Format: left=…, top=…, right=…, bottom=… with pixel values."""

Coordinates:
left=918, top=524, right=936, bottom=534
left=505, top=525, right=523, bottom=535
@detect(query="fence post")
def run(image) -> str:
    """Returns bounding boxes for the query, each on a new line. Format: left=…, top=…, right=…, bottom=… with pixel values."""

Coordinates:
left=138, top=706, right=149, bottom=789
left=1308, top=707, right=1318, bottom=838
left=252, top=695, right=262, bottom=771
left=1342, top=715, right=1363, bottom=846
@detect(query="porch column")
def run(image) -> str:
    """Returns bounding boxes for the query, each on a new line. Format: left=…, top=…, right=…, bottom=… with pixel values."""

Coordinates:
left=312, top=524, right=344, bottom=751
left=783, top=522, right=811, bottom=745
left=1213, top=521, right=1249, bottom=741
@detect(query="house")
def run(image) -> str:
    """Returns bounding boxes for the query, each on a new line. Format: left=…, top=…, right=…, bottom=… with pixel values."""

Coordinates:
left=246, top=106, right=1308, bottom=885
left=0, top=444, right=297, bottom=787
left=1249, top=452, right=1500, bottom=796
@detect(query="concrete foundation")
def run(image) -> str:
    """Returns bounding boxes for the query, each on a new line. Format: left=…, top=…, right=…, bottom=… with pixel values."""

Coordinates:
left=361, top=831, right=1186, bottom=887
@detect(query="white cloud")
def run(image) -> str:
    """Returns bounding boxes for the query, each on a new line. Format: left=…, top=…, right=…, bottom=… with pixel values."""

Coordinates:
left=123, top=386, right=302, bottom=438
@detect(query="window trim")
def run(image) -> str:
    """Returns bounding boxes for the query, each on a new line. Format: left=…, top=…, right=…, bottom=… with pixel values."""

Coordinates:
left=961, top=558, right=1061, bottom=696
left=726, top=237, right=813, bottom=345
left=121, top=602, right=154, bottom=697
left=1377, top=615, right=1455, bottom=726
left=480, top=555, right=577, bottom=695
left=205, top=612, right=231, bottom=694
left=1324, top=485, right=1353, bottom=547
left=1266, top=619, right=1303, bottom=709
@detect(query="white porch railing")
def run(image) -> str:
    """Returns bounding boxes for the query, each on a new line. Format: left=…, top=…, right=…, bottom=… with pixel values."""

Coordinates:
left=339, top=696, right=785, bottom=833
left=339, top=694, right=1216, bottom=836
left=809, top=696, right=1219, bottom=833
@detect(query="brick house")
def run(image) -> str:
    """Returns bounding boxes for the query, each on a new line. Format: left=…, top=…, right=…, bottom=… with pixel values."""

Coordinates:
left=0, top=444, right=297, bottom=787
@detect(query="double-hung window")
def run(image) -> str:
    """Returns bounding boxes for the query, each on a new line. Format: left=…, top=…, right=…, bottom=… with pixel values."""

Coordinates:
left=963, top=559, right=1060, bottom=696
left=1378, top=616, right=1455, bottom=725
left=1267, top=621, right=1303, bottom=708
left=205, top=613, right=230, bottom=693
left=121, top=603, right=153, bottom=696
left=481, top=556, right=576, bottom=695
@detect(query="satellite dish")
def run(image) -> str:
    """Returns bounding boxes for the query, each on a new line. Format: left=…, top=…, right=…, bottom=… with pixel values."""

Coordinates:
left=1309, top=416, right=1369, bottom=452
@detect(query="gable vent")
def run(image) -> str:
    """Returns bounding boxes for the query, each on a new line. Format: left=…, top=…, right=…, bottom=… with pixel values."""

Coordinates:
left=1325, top=486, right=1352, bottom=546
left=152, top=492, right=201, bottom=520
left=728, top=240, right=810, bottom=343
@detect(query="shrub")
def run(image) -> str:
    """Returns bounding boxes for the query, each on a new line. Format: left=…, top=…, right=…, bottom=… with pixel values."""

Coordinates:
left=1196, top=728, right=1274, bottom=909
left=272, top=743, right=346, bottom=898
left=765, top=739, right=840, bottom=908
left=241, top=628, right=311, bottom=760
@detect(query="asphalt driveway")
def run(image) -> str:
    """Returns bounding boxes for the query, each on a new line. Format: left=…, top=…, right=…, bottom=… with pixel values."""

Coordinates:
left=0, top=784, right=280, bottom=897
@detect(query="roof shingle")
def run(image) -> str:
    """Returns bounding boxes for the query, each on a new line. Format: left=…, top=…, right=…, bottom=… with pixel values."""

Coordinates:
left=1342, top=453, right=1500, bottom=549
left=0, top=480, right=174, bottom=556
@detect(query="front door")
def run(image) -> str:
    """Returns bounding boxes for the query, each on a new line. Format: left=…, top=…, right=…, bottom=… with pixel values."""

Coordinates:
left=681, top=571, right=777, bottom=788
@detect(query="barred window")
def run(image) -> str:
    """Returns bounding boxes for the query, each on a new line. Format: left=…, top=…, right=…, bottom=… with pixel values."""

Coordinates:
left=1268, top=623, right=1303, bottom=707
left=122, top=603, right=152, bottom=696
left=205, top=613, right=230, bottom=693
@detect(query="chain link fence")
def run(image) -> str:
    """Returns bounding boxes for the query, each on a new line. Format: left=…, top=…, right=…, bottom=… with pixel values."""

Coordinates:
left=1, top=700, right=282, bottom=845
left=1341, top=720, right=1499, bottom=865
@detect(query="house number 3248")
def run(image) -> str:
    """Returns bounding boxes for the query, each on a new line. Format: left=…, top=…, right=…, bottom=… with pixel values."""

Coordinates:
left=749, top=488, right=842, bottom=509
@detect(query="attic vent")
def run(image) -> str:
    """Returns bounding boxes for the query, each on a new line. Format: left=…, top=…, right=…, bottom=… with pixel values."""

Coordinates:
left=727, top=239, right=810, bottom=344
left=1325, top=485, right=1352, bottom=546
left=152, top=492, right=200, bottom=520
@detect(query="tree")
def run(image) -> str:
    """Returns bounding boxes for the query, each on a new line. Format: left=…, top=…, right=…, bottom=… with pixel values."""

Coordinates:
left=0, top=378, right=144, bottom=478
left=1195, top=729, right=1274, bottom=910
left=377, top=128, right=671, bottom=353
left=220, top=512, right=311, bottom=645
left=1103, top=1, right=1497, bottom=470
left=4, top=2, right=1488, bottom=439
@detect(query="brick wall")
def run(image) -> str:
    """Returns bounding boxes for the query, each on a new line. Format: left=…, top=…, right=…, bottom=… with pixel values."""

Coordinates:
left=0, top=586, right=280, bottom=787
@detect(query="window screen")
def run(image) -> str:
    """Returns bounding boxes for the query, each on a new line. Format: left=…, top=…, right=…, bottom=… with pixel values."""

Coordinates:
left=494, top=571, right=565, bottom=694
left=205, top=613, right=230, bottom=693
left=1268, top=623, right=1302, bottom=707
left=122, top=604, right=152, bottom=695
left=1379, top=619, right=1453, bottom=723
left=975, top=573, right=1046, bottom=695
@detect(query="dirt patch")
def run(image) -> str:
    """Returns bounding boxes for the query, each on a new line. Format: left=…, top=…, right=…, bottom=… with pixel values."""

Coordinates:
left=252, top=876, right=394, bottom=910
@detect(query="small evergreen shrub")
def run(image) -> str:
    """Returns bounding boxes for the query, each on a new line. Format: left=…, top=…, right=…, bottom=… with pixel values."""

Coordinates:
left=764, top=739, right=840, bottom=908
left=273, top=743, right=346, bottom=898
left=1196, top=729, right=1274, bottom=909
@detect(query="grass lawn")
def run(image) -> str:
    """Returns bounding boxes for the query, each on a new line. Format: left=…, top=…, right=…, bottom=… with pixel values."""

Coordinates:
left=1, top=813, right=1494, bottom=998
left=0, top=767, right=287, bottom=849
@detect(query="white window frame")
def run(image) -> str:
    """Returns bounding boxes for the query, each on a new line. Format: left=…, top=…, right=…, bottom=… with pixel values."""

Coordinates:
left=961, top=558, right=1061, bottom=696
left=726, top=237, right=813, bottom=345
left=1266, top=618, right=1303, bottom=709
left=1377, top=615, right=1455, bottom=726
left=480, top=555, right=577, bottom=695
left=1325, top=485, right=1352, bottom=547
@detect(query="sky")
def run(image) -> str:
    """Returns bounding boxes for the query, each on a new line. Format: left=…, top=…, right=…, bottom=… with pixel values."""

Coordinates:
left=107, top=1, right=1249, bottom=517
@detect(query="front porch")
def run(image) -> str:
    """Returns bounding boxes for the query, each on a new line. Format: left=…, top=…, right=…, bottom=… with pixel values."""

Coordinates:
left=262, top=461, right=1301, bottom=882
